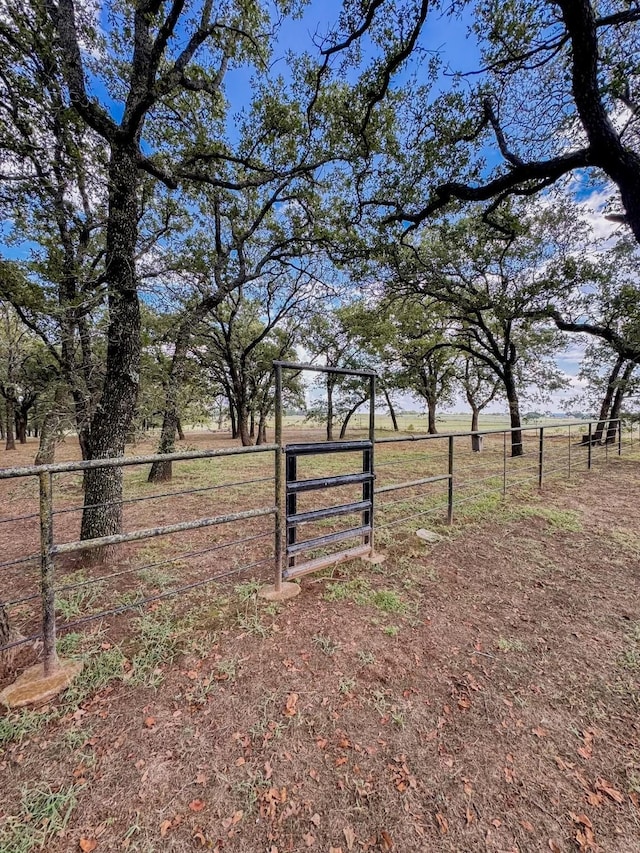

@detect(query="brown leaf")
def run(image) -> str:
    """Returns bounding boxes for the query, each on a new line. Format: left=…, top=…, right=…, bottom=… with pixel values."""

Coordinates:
left=189, top=799, right=205, bottom=813
left=532, top=726, right=548, bottom=738
left=380, top=830, right=394, bottom=850
left=570, top=812, right=593, bottom=829
left=548, top=841, right=562, bottom=853
left=264, top=761, right=273, bottom=780
left=310, top=813, right=321, bottom=827
left=343, top=825, right=356, bottom=851
left=520, top=820, right=535, bottom=833
left=79, top=839, right=98, bottom=852
left=159, top=820, right=172, bottom=838
left=283, top=692, right=298, bottom=717
left=303, top=832, right=315, bottom=847
left=595, top=778, right=624, bottom=804
left=435, top=813, right=448, bottom=835
left=143, top=716, right=155, bottom=729
left=586, top=791, right=603, bottom=807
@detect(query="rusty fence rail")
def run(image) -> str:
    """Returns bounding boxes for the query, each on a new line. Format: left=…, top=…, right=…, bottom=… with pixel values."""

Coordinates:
left=0, top=444, right=280, bottom=674
left=374, top=418, right=630, bottom=531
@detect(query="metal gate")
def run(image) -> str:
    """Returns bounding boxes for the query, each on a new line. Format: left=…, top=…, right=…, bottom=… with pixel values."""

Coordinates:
left=273, top=362, right=377, bottom=583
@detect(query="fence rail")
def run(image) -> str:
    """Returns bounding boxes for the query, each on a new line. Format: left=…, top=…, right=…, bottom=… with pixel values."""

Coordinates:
left=0, top=417, right=633, bottom=681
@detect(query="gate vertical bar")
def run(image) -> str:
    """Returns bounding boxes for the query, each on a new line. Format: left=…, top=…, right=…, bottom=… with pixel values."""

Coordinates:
left=286, top=453, right=297, bottom=568
left=588, top=422, right=593, bottom=470
left=273, top=364, right=283, bottom=593
left=568, top=425, right=572, bottom=479
left=502, top=431, right=507, bottom=496
left=538, top=427, right=544, bottom=489
left=618, top=419, right=622, bottom=456
left=39, top=470, right=58, bottom=675
left=447, top=435, right=454, bottom=525
left=366, top=374, right=376, bottom=555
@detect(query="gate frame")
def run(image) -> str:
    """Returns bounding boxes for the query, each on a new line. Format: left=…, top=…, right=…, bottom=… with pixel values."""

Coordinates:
left=261, top=360, right=378, bottom=600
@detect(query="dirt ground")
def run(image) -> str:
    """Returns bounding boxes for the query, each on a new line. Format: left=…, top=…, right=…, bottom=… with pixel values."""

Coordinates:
left=1, top=438, right=639, bottom=852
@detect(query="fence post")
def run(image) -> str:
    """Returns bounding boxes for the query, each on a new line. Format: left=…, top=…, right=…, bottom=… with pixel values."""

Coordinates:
left=447, top=435, right=454, bottom=525
left=618, top=419, right=622, bottom=456
left=502, top=431, right=507, bottom=496
left=587, top=422, right=593, bottom=470
left=261, top=363, right=299, bottom=601
left=39, top=470, right=58, bottom=676
left=538, top=427, right=544, bottom=489
left=367, top=373, right=376, bottom=555
left=568, top=424, right=572, bottom=479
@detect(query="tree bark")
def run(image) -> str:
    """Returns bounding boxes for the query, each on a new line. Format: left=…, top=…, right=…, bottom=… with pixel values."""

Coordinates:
left=607, top=361, right=635, bottom=442
left=35, top=385, right=67, bottom=465
left=594, top=354, right=624, bottom=441
left=383, top=387, right=399, bottom=431
left=470, top=407, right=482, bottom=451
left=80, top=145, right=141, bottom=547
left=326, top=377, right=334, bottom=441
left=339, top=396, right=368, bottom=439
left=427, top=397, right=437, bottom=434
left=4, top=395, right=16, bottom=450
left=503, top=366, right=523, bottom=457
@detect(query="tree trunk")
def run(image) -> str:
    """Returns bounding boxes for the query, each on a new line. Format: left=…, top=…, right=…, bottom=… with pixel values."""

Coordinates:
left=383, top=387, right=399, bottom=431
left=237, top=402, right=252, bottom=446
left=15, top=408, right=28, bottom=444
left=595, top=355, right=624, bottom=441
left=80, top=145, right=141, bottom=548
left=35, top=386, right=67, bottom=465
left=5, top=396, right=16, bottom=450
left=256, top=411, right=267, bottom=445
left=504, top=367, right=523, bottom=457
left=229, top=402, right=238, bottom=438
left=470, top=407, right=482, bottom=452
left=326, top=378, right=334, bottom=441
left=427, top=398, right=437, bottom=434
left=176, top=417, right=185, bottom=441
left=339, top=395, right=368, bottom=439
left=607, top=361, right=635, bottom=442
left=249, top=407, right=256, bottom=439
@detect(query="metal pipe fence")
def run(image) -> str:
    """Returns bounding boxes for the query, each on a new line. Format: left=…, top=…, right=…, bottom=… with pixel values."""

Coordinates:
left=0, top=417, right=634, bottom=679
left=0, top=444, right=279, bottom=674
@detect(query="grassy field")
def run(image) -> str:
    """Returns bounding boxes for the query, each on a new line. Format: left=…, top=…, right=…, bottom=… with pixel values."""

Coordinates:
left=0, top=439, right=639, bottom=851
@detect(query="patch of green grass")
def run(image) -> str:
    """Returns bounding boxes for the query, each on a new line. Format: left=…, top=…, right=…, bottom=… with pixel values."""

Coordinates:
left=313, top=634, right=339, bottom=656
left=358, top=650, right=375, bottom=666
left=369, top=589, right=405, bottom=614
left=235, top=580, right=262, bottom=602
left=129, top=609, right=180, bottom=687
left=62, top=646, right=127, bottom=705
left=324, top=577, right=406, bottom=614
left=497, top=636, right=527, bottom=653
left=0, top=784, right=79, bottom=853
left=509, top=505, right=582, bottom=532
left=0, top=709, right=57, bottom=749
left=56, top=632, right=84, bottom=657
left=339, top=677, right=356, bottom=694
left=383, top=625, right=400, bottom=637
left=55, top=575, right=105, bottom=620
left=137, top=566, right=178, bottom=590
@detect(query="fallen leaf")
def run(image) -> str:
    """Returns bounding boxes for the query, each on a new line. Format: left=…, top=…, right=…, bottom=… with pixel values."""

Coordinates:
left=548, top=841, right=562, bottom=853
left=143, top=716, right=155, bottom=729
left=586, top=791, right=603, bottom=807
left=189, top=799, right=205, bottom=813
left=283, top=693, right=298, bottom=717
left=160, top=820, right=172, bottom=838
left=435, top=813, right=448, bottom=834
left=595, top=778, right=624, bottom=804
left=310, top=813, right=321, bottom=827
left=343, top=825, right=356, bottom=851
left=303, top=832, right=315, bottom=847
left=380, top=830, right=394, bottom=850
left=79, top=839, right=98, bottom=852
left=532, top=726, right=548, bottom=738
left=264, top=761, right=273, bottom=780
